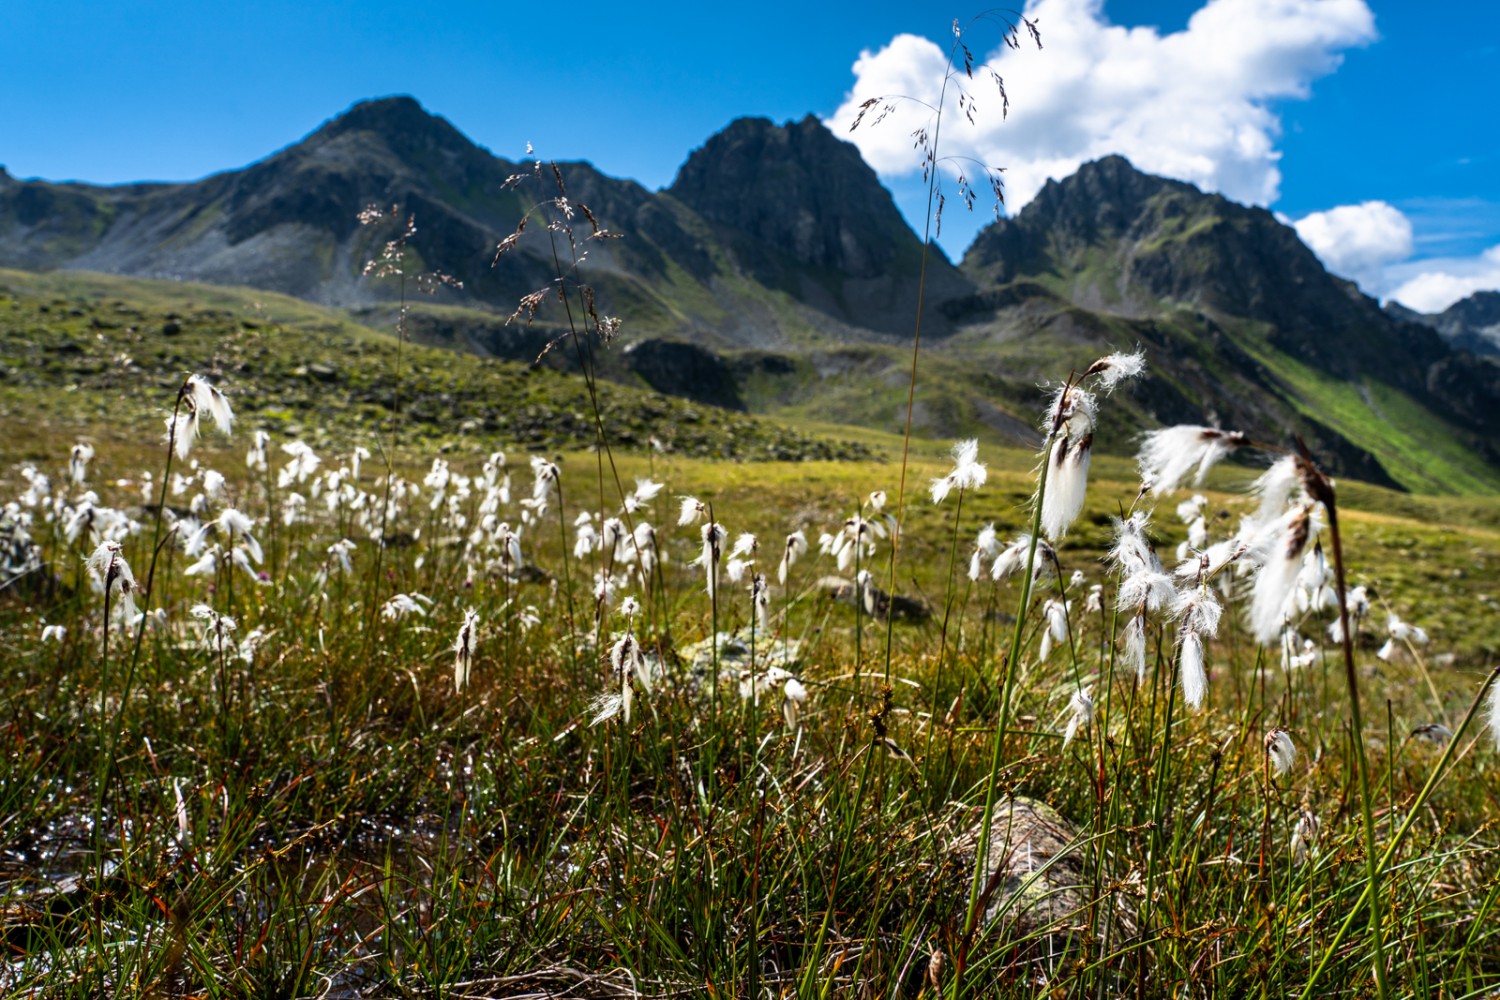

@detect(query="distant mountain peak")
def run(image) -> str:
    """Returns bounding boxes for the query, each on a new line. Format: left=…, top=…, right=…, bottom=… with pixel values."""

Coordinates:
left=668, top=114, right=932, bottom=279
left=1393, top=289, right=1500, bottom=358
left=306, top=96, right=490, bottom=164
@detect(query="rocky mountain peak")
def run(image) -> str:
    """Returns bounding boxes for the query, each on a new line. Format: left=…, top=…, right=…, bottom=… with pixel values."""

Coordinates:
left=308, top=96, right=486, bottom=163
left=1021, top=154, right=1199, bottom=241
left=1392, top=290, right=1500, bottom=358
left=667, top=115, right=932, bottom=279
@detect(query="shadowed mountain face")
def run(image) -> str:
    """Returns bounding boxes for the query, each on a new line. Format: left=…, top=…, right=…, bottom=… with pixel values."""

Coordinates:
left=2, top=99, right=1498, bottom=492
left=1389, top=291, right=1500, bottom=359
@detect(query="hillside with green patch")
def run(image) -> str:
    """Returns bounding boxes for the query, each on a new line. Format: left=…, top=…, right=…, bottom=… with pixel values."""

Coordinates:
left=0, top=268, right=869, bottom=464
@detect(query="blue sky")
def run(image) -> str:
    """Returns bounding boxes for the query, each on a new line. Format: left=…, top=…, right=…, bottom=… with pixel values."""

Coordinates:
left=3, top=0, right=1496, bottom=310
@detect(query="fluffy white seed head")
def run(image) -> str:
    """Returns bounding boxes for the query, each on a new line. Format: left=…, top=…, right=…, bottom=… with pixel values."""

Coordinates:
left=1178, top=630, right=1207, bottom=709
left=1138, top=426, right=1249, bottom=495
left=678, top=496, right=706, bottom=527
left=453, top=608, right=480, bottom=692
left=1063, top=685, right=1096, bottom=750
left=1265, top=728, right=1296, bottom=777
left=1041, top=434, right=1092, bottom=541
left=1249, top=505, right=1316, bottom=645
left=1085, top=351, right=1146, bottom=391
left=1291, top=809, right=1320, bottom=864
left=1487, top=676, right=1500, bottom=752
left=187, top=375, right=234, bottom=435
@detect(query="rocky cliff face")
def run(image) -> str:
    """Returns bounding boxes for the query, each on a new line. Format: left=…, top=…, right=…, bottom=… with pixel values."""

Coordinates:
left=1390, top=291, right=1500, bottom=358
left=668, top=115, right=972, bottom=335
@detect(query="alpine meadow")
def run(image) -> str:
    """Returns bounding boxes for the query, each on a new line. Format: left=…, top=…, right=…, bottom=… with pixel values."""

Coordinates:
left=4, top=9, right=1500, bottom=1000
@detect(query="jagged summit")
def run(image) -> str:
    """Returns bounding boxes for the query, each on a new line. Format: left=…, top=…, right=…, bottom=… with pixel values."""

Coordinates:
left=1391, top=290, right=1500, bottom=358
left=669, top=115, right=931, bottom=278
left=666, top=114, right=970, bottom=333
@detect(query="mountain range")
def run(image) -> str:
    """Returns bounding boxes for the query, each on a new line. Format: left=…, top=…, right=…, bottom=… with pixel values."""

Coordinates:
left=3, top=95, right=1498, bottom=493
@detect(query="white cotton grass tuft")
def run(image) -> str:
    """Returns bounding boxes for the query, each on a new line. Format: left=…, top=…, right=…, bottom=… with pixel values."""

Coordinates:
left=1265, top=728, right=1296, bottom=778
left=608, top=631, right=648, bottom=723
left=1062, top=685, right=1095, bottom=751
left=1137, top=426, right=1250, bottom=495
left=453, top=608, right=479, bottom=693
left=1083, top=351, right=1147, bottom=392
left=86, top=541, right=138, bottom=624
left=167, top=375, right=234, bottom=461
left=1040, top=433, right=1092, bottom=541
left=1411, top=722, right=1454, bottom=746
left=623, top=478, right=663, bottom=514
left=41, top=624, right=66, bottom=643
left=751, top=573, right=771, bottom=632
left=1251, top=456, right=1303, bottom=526
left=1172, top=584, right=1222, bottom=709
left=783, top=676, right=809, bottom=730
left=1178, top=631, right=1207, bottom=708
left=381, top=592, right=432, bottom=621
left=930, top=439, right=987, bottom=504
left=677, top=496, right=707, bottom=527
left=69, top=443, right=95, bottom=485
left=991, top=534, right=1054, bottom=583
left=1122, top=613, right=1148, bottom=681
left=1248, top=504, right=1317, bottom=646
left=1043, top=383, right=1097, bottom=438
left=190, top=604, right=237, bottom=652
left=1038, top=599, right=1069, bottom=662
left=968, top=524, right=1001, bottom=582
left=188, top=375, right=234, bottom=435
left=693, top=521, right=727, bottom=597
left=778, top=530, right=808, bottom=585
left=1376, top=612, right=1430, bottom=661
left=1487, top=677, right=1500, bottom=751
left=1291, top=809, right=1320, bottom=865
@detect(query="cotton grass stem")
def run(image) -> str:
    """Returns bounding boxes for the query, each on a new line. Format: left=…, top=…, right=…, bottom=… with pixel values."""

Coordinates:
left=1320, top=475, right=1391, bottom=1000
left=957, top=426, right=1056, bottom=982
left=1297, top=663, right=1500, bottom=1000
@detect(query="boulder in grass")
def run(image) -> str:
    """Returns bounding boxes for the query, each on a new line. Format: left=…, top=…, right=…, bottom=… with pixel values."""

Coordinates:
left=815, top=575, right=930, bottom=623
left=950, top=797, right=1137, bottom=974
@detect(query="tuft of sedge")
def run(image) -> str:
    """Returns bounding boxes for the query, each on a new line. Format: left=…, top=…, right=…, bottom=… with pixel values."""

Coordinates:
left=452, top=608, right=479, bottom=693
left=778, top=530, right=808, bottom=585
left=1488, top=678, right=1500, bottom=751
left=1040, top=433, right=1092, bottom=541
left=1265, top=728, right=1296, bottom=777
left=1291, top=809, right=1320, bottom=864
left=86, top=540, right=139, bottom=624
left=1137, top=425, right=1250, bottom=496
left=1062, top=685, right=1095, bottom=751
left=782, top=676, right=809, bottom=730
left=1249, top=504, right=1317, bottom=646
left=1172, top=583, right=1222, bottom=709
left=930, top=439, right=986, bottom=504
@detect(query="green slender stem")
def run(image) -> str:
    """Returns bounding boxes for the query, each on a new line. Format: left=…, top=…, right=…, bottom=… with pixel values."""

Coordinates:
left=959, top=426, right=1057, bottom=971
left=1324, top=501, right=1390, bottom=1000
left=1297, top=663, right=1500, bottom=1000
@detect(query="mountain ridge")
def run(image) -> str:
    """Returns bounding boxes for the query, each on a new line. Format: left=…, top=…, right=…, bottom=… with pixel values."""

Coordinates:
left=2, top=96, right=1498, bottom=494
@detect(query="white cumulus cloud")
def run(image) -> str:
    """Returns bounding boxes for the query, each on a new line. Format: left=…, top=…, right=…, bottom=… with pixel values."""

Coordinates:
left=1293, top=201, right=1413, bottom=292
left=827, top=0, right=1376, bottom=215
left=1386, top=246, right=1500, bottom=314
